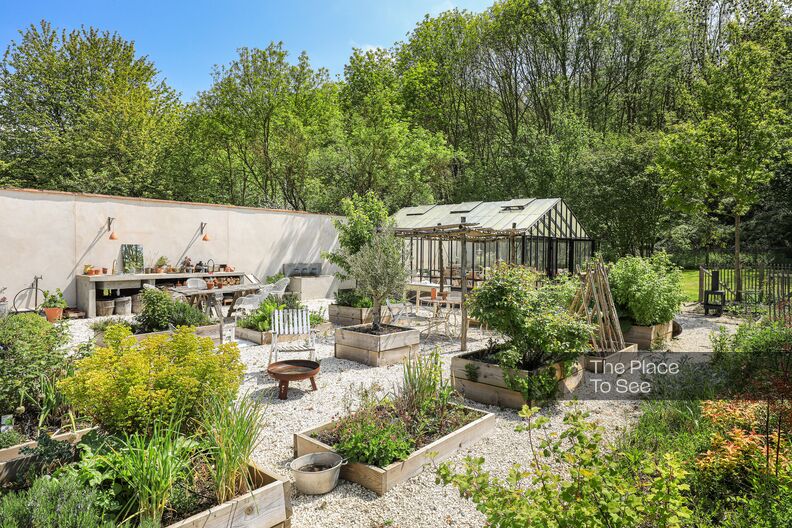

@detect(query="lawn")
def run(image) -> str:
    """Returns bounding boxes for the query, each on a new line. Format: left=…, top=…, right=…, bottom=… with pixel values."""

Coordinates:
left=679, top=269, right=699, bottom=302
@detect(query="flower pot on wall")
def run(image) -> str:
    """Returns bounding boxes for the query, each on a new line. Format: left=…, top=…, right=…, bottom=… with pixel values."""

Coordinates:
left=42, top=307, right=63, bottom=322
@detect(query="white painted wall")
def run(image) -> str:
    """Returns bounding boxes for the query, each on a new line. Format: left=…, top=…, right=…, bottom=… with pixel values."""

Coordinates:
left=0, top=189, right=340, bottom=308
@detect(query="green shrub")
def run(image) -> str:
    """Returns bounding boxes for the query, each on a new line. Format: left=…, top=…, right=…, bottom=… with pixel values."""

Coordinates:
left=0, top=313, right=69, bottom=414
left=135, top=288, right=209, bottom=333
left=0, top=473, right=113, bottom=528
left=335, top=289, right=373, bottom=308
left=89, top=317, right=133, bottom=333
left=238, top=296, right=285, bottom=332
left=332, top=410, right=414, bottom=467
left=439, top=405, right=692, bottom=528
left=59, top=326, right=244, bottom=434
left=711, top=321, right=792, bottom=389
left=609, top=253, right=684, bottom=326
left=0, top=428, right=25, bottom=449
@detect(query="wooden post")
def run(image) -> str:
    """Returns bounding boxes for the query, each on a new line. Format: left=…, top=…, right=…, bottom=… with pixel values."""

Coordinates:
left=698, top=266, right=705, bottom=303
left=439, top=239, right=445, bottom=293
left=460, top=229, right=468, bottom=352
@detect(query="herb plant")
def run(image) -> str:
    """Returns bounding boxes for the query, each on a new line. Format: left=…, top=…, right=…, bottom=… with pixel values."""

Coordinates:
left=609, top=253, right=684, bottom=326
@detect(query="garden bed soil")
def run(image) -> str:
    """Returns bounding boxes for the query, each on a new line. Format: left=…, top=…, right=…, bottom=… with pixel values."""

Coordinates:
left=0, top=427, right=96, bottom=483
left=236, top=322, right=334, bottom=345
left=450, top=351, right=583, bottom=409
left=623, top=321, right=674, bottom=350
left=327, top=304, right=395, bottom=326
left=334, top=324, right=420, bottom=367
left=95, top=323, right=221, bottom=347
left=583, top=343, right=639, bottom=373
left=164, top=462, right=292, bottom=528
left=293, top=406, right=495, bottom=496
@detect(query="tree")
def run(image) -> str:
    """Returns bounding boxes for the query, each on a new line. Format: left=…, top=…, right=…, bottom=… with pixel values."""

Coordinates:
left=656, top=35, right=788, bottom=297
left=347, top=230, right=408, bottom=330
left=0, top=21, right=180, bottom=196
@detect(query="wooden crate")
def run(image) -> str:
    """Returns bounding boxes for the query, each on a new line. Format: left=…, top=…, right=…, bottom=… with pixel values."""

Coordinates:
left=294, top=407, right=495, bottom=496
left=583, top=343, right=639, bottom=373
left=0, top=427, right=96, bottom=483
left=623, top=322, right=673, bottom=350
left=235, top=322, right=335, bottom=345
left=334, top=325, right=420, bottom=367
left=328, top=305, right=394, bottom=326
left=451, top=352, right=584, bottom=409
left=166, top=462, right=291, bottom=528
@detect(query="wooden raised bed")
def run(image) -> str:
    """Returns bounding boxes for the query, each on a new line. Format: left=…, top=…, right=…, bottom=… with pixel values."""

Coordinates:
left=294, top=407, right=495, bottom=496
left=166, top=462, right=291, bottom=528
left=451, top=352, right=583, bottom=409
left=583, top=343, right=639, bottom=373
left=95, top=323, right=221, bottom=347
left=623, top=321, right=673, bottom=350
left=328, top=305, right=394, bottom=326
left=334, top=325, right=420, bottom=367
left=0, top=427, right=96, bottom=483
left=235, top=322, right=334, bottom=345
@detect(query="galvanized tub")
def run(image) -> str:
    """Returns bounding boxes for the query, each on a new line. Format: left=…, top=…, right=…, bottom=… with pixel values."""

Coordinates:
left=289, top=452, right=345, bottom=495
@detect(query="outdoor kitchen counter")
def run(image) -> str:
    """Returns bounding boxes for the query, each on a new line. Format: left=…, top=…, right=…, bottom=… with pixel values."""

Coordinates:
left=76, top=271, right=247, bottom=317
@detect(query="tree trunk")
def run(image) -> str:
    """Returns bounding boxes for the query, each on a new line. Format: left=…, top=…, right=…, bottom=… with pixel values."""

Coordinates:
left=372, top=298, right=382, bottom=331
left=734, top=214, right=742, bottom=302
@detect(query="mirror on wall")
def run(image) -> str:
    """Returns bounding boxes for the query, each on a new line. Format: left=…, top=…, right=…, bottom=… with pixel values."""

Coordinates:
left=120, top=244, right=144, bottom=274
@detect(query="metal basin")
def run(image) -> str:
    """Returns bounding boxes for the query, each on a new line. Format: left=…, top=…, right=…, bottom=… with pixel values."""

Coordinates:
left=290, top=452, right=345, bottom=495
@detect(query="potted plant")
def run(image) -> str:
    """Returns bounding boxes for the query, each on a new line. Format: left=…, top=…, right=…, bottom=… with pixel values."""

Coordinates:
left=451, top=265, right=593, bottom=408
left=155, top=256, right=168, bottom=273
left=334, top=230, right=419, bottom=367
left=609, top=253, right=684, bottom=349
left=41, top=288, right=67, bottom=322
left=0, top=287, right=7, bottom=315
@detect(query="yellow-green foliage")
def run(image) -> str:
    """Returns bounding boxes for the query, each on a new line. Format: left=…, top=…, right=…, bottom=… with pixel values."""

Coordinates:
left=59, top=325, right=243, bottom=433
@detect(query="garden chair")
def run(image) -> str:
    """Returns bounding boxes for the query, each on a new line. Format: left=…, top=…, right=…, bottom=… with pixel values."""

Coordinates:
left=268, top=277, right=291, bottom=299
left=268, top=308, right=316, bottom=365
left=186, top=278, right=208, bottom=289
left=386, top=298, right=424, bottom=326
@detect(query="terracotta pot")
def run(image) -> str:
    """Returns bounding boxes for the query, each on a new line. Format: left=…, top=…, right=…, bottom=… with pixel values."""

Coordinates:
left=155, top=267, right=164, bottom=273
left=43, top=307, right=63, bottom=322
left=207, top=282, right=215, bottom=290
left=102, top=268, right=108, bottom=274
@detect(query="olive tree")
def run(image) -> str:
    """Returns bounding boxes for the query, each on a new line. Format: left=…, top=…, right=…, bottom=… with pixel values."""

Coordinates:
left=347, top=230, right=407, bottom=330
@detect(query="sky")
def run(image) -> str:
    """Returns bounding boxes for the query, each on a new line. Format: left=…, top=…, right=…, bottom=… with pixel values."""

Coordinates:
left=0, top=0, right=491, bottom=101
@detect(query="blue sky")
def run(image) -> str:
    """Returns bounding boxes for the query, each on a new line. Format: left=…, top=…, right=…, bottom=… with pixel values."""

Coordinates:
left=0, top=0, right=491, bottom=101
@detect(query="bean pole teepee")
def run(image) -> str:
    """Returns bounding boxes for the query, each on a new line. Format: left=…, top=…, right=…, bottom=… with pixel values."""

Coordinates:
left=570, top=258, right=625, bottom=355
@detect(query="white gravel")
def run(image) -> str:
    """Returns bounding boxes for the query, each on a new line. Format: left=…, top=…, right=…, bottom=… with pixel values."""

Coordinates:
left=63, top=303, right=736, bottom=528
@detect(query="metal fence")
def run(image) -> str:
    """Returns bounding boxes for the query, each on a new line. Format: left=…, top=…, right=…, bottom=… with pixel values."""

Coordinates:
left=699, top=264, right=792, bottom=323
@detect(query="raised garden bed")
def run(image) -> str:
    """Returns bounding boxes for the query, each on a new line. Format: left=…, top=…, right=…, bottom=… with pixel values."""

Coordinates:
left=583, top=343, right=639, bottom=373
left=235, top=322, right=334, bottom=345
left=451, top=351, right=583, bottom=409
left=328, top=304, right=393, bottom=326
left=334, top=324, right=420, bottom=367
left=0, top=427, right=96, bottom=483
left=293, top=407, right=495, bottom=496
left=166, top=462, right=291, bottom=528
left=95, top=323, right=221, bottom=347
left=623, top=321, right=673, bottom=350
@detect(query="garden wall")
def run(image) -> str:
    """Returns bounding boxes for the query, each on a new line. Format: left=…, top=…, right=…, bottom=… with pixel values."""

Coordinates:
left=0, top=188, right=340, bottom=308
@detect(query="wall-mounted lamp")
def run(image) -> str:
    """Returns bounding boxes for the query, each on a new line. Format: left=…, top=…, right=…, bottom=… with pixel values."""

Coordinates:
left=200, top=222, right=210, bottom=242
left=107, top=217, right=118, bottom=240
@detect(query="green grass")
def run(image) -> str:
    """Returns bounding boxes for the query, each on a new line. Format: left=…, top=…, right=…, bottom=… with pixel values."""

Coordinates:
left=679, top=269, right=700, bottom=302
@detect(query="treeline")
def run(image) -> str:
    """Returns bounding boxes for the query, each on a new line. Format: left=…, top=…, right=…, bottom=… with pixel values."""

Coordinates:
left=0, top=1, right=790, bottom=259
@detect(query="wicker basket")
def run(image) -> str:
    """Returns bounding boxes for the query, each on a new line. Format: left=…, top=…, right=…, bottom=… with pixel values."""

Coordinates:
left=96, top=300, right=115, bottom=317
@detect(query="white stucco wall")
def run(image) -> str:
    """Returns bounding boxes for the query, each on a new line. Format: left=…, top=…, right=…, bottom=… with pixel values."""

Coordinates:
left=0, top=189, right=340, bottom=308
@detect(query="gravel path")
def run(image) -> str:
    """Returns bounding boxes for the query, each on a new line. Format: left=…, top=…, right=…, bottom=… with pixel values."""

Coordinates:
left=63, top=303, right=739, bottom=528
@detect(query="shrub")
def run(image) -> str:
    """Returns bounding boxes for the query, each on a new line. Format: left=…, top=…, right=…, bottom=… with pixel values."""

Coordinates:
left=711, top=321, right=792, bottom=390
left=59, top=326, right=244, bottom=434
left=438, top=405, right=692, bottom=528
left=237, top=296, right=285, bottom=332
left=333, top=411, right=414, bottom=467
left=0, top=428, right=25, bottom=449
left=609, top=253, right=684, bottom=326
left=135, top=288, right=209, bottom=333
left=0, top=474, right=113, bottom=528
left=265, top=272, right=285, bottom=284
left=89, top=317, right=133, bottom=333
left=334, top=289, right=373, bottom=308
left=0, top=313, right=69, bottom=414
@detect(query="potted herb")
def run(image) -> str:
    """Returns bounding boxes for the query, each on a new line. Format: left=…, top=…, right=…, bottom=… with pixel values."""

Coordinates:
left=452, top=265, right=593, bottom=408
left=609, top=253, right=684, bottom=349
left=41, top=288, right=67, bottom=322
left=155, top=256, right=168, bottom=273
left=334, top=230, right=419, bottom=367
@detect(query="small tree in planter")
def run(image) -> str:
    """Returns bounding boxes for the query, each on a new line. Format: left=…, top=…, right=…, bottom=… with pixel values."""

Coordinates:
left=334, top=230, right=417, bottom=366
left=348, top=230, right=408, bottom=330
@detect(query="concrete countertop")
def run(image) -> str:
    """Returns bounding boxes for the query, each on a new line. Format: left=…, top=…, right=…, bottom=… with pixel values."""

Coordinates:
left=76, top=271, right=246, bottom=282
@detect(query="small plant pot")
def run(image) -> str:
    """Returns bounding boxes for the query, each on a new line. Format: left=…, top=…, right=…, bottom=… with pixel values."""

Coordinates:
left=207, top=283, right=215, bottom=290
left=42, top=307, right=63, bottom=322
left=290, top=452, right=345, bottom=495
left=102, top=268, right=108, bottom=274
left=155, top=267, right=164, bottom=274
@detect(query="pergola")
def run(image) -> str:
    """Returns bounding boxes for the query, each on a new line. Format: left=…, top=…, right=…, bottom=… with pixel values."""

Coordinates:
left=393, top=198, right=594, bottom=351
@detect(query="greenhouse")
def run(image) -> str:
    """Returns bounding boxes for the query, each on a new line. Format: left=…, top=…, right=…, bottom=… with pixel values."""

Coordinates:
left=393, top=198, right=593, bottom=284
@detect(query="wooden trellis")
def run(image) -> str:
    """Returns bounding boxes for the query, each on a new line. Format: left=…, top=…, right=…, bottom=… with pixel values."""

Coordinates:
left=570, top=259, right=625, bottom=354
